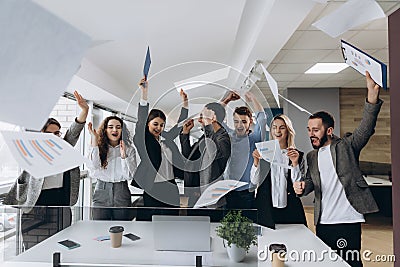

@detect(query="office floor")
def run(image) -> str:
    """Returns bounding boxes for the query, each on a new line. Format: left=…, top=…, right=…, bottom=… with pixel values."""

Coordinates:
left=304, top=207, right=394, bottom=267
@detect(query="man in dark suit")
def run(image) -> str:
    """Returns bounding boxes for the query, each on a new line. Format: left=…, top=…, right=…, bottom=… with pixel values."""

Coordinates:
left=180, top=102, right=231, bottom=211
left=294, top=71, right=382, bottom=267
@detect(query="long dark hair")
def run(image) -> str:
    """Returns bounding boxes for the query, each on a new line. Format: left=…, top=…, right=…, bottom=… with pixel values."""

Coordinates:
left=97, top=116, right=132, bottom=169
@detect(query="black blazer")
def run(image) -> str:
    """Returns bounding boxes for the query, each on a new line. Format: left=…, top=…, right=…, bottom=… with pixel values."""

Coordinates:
left=131, top=103, right=188, bottom=191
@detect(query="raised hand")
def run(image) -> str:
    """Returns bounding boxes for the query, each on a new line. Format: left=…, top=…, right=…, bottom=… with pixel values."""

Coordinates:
left=182, top=119, right=194, bottom=134
left=139, top=77, right=148, bottom=100
left=366, top=71, right=380, bottom=104
left=120, top=140, right=126, bottom=159
left=180, top=89, right=188, bottom=108
left=88, top=122, right=100, bottom=146
left=252, top=149, right=261, bottom=167
left=221, top=90, right=240, bottom=105
left=74, top=91, right=89, bottom=123
left=287, top=147, right=299, bottom=167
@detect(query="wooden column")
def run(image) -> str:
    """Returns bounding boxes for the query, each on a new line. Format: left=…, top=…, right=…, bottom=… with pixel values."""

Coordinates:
left=389, top=8, right=400, bottom=267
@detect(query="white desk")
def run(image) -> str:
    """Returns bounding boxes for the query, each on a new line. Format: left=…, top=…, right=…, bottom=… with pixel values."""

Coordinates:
left=7, top=220, right=350, bottom=267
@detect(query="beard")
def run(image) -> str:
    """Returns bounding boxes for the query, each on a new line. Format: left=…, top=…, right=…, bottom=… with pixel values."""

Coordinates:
left=310, top=129, right=329, bottom=149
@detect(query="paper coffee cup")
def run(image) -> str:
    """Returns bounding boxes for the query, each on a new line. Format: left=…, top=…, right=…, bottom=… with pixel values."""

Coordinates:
left=269, top=243, right=287, bottom=267
left=109, top=226, right=124, bottom=248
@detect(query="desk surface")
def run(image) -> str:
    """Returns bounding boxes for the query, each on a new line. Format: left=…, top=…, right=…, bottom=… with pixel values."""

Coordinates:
left=8, top=220, right=350, bottom=267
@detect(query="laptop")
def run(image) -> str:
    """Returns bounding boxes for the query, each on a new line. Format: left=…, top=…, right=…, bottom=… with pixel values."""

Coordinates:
left=152, top=215, right=211, bottom=252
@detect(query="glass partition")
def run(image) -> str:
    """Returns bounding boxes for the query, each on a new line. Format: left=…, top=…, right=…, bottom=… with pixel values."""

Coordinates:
left=1, top=206, right=260, bottom=266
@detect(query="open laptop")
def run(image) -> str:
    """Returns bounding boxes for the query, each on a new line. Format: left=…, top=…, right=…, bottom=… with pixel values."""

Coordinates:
left=152, top=215, right=211, bottom=252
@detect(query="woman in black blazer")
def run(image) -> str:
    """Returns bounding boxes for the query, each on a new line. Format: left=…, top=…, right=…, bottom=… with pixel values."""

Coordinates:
left=132, top=78, right=188, bottom=220
left=251, top=114, right=307, bottom=226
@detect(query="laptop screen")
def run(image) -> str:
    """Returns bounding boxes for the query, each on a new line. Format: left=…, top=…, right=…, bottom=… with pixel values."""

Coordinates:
left=152, top=215, right=211, bottom=252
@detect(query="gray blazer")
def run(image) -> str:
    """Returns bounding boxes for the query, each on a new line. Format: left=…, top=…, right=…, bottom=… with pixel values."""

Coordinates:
left=4, top=119, right=85, bottom=213
left=302, top=99, right=382, bottom=225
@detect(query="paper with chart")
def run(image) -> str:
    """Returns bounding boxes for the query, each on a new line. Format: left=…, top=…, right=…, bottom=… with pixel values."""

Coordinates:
left=0, top=131, right=89, bottom=177
left=194, top=180, right=247, bottom=208
left=255, top=140, right=293, bottom=170
left=0, top=0, right=91, bottom=130
left=341, top=40, right=387, bottom=89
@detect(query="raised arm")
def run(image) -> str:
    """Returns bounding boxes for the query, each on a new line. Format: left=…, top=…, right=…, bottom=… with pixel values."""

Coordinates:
left=245, top=91, right=267, bottom=142
left=348, top=71, right=383, bottom=153
left=63, top=91, right=88, bottom=146
left=163, top=89, right=189, bottom=139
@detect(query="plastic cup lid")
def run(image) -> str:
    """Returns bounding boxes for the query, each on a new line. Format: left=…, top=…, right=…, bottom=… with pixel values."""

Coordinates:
left=109, top=226, right=124, bottom=233
left=269, top=243, right=287, bottom=252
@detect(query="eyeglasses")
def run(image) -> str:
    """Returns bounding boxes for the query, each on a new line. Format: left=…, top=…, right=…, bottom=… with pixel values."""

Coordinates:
left=44, top=131, right=62, bottom=137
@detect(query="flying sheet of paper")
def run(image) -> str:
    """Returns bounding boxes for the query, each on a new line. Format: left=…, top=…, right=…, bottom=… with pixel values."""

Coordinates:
left=341, top=40, right=387, bottom=89
left=255, top=140, right=293, bottom=170
left=143, top=46, right=151, bottom=79
left=260, top=64, right=280, bottom=108
left=0, top=131, right=89, bottom=178
left=0, top=0, right=91, bottom=130
left=312, top=0, right=385, bottom=38
left=278, top=94, right=312, bottom=115
left=194, top=180, right=247, bottom=208
left=174, top=67, right=230, bottom=91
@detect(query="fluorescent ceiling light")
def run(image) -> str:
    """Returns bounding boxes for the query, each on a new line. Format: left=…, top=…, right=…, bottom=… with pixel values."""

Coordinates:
left=305, top=63, right=349, bottom=74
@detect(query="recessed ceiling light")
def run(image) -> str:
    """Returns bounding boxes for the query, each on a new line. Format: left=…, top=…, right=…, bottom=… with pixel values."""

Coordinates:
left=305, top=63, right=349, bottom=74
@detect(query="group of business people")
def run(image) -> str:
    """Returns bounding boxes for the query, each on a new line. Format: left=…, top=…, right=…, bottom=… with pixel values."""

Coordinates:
left=5, top=71, right=382, bottom=267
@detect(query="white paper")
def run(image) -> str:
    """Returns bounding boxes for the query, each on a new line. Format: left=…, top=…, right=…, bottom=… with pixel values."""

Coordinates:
left=255, top=140, right=293, bottom=170
left=260, top=64, right=280, bottom=108
left=194, top=180, right=247, bottom=208
left=0, top=131, right=89, bottom=178
left=278, top=94, right=312, bottom=115
left=174, top=67, right=230, bottom=91
left=341, top=40, right=387, bottom=88
left=312, top=0, right=385, bottom=38
left=0, top=0, right=91, bottom=130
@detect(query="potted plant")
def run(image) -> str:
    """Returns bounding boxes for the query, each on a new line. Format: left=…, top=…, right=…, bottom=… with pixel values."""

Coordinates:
left=215, top=210, right=258, bottom=262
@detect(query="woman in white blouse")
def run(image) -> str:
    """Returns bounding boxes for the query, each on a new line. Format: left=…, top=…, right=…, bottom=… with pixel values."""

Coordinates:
left=88, top=116, right=137, bottom=220
left=251, top=114, right=307, bottom=226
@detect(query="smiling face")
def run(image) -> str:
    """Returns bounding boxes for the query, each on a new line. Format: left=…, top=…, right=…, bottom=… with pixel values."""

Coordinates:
left=271, top=118, right=288, bottom=147
left=307, top=118, right=331, bottom=149
left=148, top=117, right=165, bottom=138
left=106, top=119, right=122, bottom=146
left=233, top=113, right=252, bottom=136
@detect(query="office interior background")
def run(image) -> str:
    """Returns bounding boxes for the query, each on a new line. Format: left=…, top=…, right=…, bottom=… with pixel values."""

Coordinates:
left=1, top=0, right=399, bottom=266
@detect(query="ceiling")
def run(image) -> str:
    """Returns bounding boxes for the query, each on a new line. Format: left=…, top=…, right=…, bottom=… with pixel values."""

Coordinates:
left=33, top=0, right=400, bottom=122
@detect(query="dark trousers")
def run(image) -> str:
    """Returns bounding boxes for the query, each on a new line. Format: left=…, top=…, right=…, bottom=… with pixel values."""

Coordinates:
left=225, top=190, right=257, bottom=223
left=92, top=180, right=134, bottom=221
left=316, top=223, right=362, bottom=267
left=136, top=181, right=180, bottom=221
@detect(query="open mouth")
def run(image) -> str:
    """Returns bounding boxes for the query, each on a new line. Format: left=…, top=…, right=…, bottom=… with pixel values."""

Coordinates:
left=111, top=133, right=119, bottom=137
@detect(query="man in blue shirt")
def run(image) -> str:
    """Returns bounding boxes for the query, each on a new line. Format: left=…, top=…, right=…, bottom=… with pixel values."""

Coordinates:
left=220, top=91, right=268, bottom=210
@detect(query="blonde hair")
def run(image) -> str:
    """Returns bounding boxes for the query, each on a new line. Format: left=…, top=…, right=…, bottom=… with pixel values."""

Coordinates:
left=269, top=114, right=296, bottom=148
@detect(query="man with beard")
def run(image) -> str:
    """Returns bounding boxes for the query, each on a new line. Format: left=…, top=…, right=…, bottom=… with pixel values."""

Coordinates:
left=294, top=71, right=381, bottom=267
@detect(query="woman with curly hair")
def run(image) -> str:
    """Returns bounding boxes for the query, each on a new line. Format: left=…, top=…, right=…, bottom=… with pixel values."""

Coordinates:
left=88, top=116, right=137, bottom=220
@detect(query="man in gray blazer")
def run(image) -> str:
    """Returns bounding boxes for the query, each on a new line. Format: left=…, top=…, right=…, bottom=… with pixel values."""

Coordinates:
left=294, top=71, right=381, bottom=267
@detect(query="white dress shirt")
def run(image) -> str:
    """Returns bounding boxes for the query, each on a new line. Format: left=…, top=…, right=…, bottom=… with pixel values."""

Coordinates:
left=88, top=144, right=137, bottom=183
left=318, top=145, right=364, bottom=224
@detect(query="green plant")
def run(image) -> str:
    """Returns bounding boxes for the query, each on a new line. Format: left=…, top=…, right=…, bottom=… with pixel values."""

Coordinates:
left=215, top=210, right=257, bottom=253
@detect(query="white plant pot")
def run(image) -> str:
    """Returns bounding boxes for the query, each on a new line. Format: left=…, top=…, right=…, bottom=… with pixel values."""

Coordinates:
left=227, top=243, right=246, bottom=262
